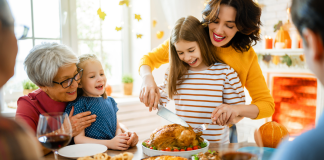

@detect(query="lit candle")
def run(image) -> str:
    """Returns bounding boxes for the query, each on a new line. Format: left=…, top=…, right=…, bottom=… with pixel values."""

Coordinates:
left=265, top=36, right=273, bottom=49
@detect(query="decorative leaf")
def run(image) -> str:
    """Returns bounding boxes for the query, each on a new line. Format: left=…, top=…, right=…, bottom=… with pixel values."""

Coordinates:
left=299, top=54, right=305, bottom=61
left=115, top=26, right=122, bottom=31
left=135, top=14, right=142, bottom=21
left=119, top=0, right=130, bottom=7
left=282, top=54, right=292, bottom=67
left=153, top=20, right=157, bottom=27
left=262, top=54, right=272, bottom=63
left=272, top=56, right=280, bottom=65
left=274, top=20, right=283, bottom=32
left=156, top=31, right=164, bottom=39
left=136, top=34, right=143, bottom=39
left=97, top=8, right=106, bottom=21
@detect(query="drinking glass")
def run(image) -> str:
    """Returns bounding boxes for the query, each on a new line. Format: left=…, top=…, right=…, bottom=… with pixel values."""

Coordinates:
left=37, top=112, right=72, bottom=160
left=218, top=124, right=263, bottom=160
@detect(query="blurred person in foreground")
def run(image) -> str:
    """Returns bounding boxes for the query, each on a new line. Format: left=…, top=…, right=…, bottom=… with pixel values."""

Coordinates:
left=271, top=0, right=324, bottom=159
left=0, top=0, right=42, bottom=159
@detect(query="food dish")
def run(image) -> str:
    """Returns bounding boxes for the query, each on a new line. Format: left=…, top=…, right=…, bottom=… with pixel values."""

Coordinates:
left=58, top=143, right=107, bottom=159
left=148, top=124, right=204, bottom=150
left=142, top=139, right=209, bottom=158
left=77, top=152, right=134, bottom=160
left=237, top=146, right=276, bottom=160
left=192, top=150, right=220, bottom=160
left=142, top=155, right=188, bottom=160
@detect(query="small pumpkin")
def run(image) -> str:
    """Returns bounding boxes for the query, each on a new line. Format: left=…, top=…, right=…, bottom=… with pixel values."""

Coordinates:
left=105, top=84, right=112, bottom=96
left=257, top=121, right=289, bottom=148
left=275, top=27, right=291, bottom=49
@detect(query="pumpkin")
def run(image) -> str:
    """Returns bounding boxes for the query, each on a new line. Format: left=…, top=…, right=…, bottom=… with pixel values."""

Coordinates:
left=105, top=84, right=112, bottom=96
left=256, top=121, right=289, bottom=148
left=275, top=27, right=291, bottom=49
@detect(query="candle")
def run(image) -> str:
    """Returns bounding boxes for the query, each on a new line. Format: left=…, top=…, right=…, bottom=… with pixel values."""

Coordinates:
left=285, top=39, right=291, bottom=49
left=265, top=36, right=273, bottom=49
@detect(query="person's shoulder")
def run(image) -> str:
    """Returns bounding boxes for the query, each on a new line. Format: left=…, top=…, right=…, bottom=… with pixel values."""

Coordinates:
left=105, top=96, right=117, bottom=104
left=272, top=128, right=324, bottom=160
left=67, top=96, right=89, bottom=108
left=210, top=63, right=234, bottom=73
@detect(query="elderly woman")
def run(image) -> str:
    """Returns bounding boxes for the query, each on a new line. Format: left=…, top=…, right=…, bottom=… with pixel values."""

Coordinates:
left=16, top=43, right=97, bottom=155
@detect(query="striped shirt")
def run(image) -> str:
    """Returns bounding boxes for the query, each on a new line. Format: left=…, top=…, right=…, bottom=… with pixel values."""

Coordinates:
left=159, top=63, right=245, bottom=143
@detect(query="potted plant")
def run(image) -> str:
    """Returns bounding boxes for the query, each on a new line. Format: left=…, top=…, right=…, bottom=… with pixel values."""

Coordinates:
left=122, top=75, right=133, bottom=95
left=23, top=80, right=39, bottom=95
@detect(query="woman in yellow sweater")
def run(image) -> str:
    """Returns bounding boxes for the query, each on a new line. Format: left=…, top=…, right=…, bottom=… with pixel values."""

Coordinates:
left=139, top=0, right=274, bottom=124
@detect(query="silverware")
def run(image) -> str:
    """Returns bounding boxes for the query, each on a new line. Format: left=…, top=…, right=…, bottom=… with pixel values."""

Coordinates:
left=193, top=123, right=212, bottom=133
left=157, top=104, right=189, bottom=127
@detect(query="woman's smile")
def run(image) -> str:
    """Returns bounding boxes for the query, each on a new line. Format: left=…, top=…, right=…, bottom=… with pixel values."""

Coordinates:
left=213, top=33, right=226, bottom=42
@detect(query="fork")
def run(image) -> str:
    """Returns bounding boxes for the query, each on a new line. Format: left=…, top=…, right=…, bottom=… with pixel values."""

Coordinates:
left=193, top=123, right=212, bottom=133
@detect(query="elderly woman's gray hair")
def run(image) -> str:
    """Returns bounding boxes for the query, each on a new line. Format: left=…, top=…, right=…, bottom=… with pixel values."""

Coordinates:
left=24, top=43, right=79, bottom=87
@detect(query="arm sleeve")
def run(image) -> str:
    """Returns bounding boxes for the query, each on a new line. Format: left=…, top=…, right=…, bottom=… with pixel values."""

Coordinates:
left=16, top=98, right=40, bottom=134
left=138, top=39, right=170, bottom=73
left=108, top=97, right=119, bottom=113
left=223, top=67, right=246, bottom=105
left=245, top=49, right=275, bottom=119
left=157, top=68, right=171, bottom=107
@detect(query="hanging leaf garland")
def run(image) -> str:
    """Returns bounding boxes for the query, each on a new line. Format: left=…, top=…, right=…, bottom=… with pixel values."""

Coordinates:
left=258, top=54, right=305, bottom=67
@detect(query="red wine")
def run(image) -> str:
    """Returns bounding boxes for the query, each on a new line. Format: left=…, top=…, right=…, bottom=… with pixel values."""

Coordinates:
left=38, top=134, right=71, bottom=150
left=221, top=152, right=255, bottom=160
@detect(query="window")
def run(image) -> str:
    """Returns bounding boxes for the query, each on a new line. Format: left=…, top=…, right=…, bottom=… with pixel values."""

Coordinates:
left=3, top=0, right=129, bottom=105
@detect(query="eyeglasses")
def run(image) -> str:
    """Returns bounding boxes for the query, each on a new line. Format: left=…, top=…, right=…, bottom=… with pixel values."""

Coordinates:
left=53, top=68, right=83, bottom=88
left=14, top=24, right=29, bottom=40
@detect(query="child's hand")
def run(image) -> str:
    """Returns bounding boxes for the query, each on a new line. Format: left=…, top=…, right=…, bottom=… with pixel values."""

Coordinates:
left=211, top=104, right=241, bottom=126
left=125, top=131, right=139, bottom=147
left=107, top=133, right=130, bottom=150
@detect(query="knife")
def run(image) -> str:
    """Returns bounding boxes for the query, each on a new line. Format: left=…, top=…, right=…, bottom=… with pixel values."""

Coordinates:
left=157, top=104, right=189, bottom=127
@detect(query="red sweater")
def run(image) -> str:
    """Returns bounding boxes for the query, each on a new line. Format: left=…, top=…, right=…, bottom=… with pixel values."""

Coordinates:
left=16, top=89, right=67, bottom=134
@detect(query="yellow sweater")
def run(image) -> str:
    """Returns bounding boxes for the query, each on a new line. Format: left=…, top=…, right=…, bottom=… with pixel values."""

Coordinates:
left=139, top=40, right=275, bottom=119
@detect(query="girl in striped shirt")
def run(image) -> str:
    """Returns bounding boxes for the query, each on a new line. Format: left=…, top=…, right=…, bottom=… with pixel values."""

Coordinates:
left=157, top=16, right=245, bottom=143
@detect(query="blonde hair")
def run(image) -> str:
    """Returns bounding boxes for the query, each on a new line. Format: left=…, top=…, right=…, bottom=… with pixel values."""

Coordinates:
left=168, top=16, right=222, bottom=99
left=77, top=54, right=107, bottom=99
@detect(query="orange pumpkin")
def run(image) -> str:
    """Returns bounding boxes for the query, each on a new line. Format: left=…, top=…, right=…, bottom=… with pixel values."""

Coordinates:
left=105, top=84, right=112, bottom=96
left=275, top=27, right=291, bottom=49
left=257, top=121, right=289, bottom=148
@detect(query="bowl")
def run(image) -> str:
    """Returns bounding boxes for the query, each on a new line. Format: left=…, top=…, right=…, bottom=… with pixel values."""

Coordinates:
left=142, top=139, right=210, bottom=158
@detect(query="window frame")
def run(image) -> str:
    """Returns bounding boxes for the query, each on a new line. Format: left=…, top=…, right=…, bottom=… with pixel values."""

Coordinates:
left=1, top=0, right=131, bottom=110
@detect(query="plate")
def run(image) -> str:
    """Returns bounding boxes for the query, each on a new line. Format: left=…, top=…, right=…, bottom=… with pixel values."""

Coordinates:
left=142, top=139, right=209, bottom=158
left=237, top=146, right=276, bottom=160
left=58, top=143, right=107, bottom=158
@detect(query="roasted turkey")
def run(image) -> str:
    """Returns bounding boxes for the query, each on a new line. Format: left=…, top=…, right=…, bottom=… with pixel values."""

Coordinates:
left=148, top=124, right=204, bottom=150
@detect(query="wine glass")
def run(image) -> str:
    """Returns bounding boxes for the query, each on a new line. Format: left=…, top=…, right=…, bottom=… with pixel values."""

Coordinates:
left=218, top=124, right=263, bottom=160
left=37, top=112, right=72, bottom=160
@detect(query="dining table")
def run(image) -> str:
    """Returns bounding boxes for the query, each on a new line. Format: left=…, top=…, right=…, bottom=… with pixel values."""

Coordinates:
left=44, top=142, right=258, bottom=160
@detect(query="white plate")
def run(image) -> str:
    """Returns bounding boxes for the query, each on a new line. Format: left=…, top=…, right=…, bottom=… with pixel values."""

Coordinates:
left=58, top=143, right=107, bottom=158
left=142, top=139, right=209, bottom=159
